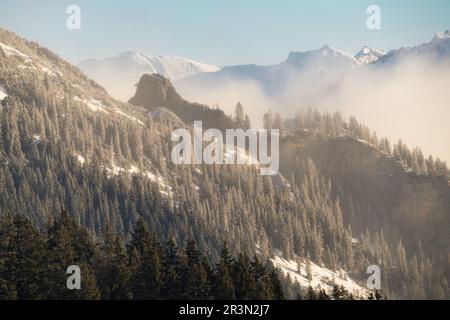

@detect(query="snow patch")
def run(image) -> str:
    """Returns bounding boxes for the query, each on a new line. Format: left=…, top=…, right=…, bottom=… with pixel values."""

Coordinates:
left=144, top=171, right=173, bottom=196
left=75, top=154, right=86, bottom=165
left=0, top=85, right=8, bottom=101
left=0, top=41, right=31, bottom=60
left=271, top=251, right=369, bottom=298
left=114, top=108, right=145, bottom=126
left=18, top=64, right=35, bottom=70
left=104, top=162, right=172, bottom=196
left=355, top=46, right=386, bottom=64
left=224, top=144, right=259, bottom=166
left=40, top=65, right=60, bottom=77
left=128, top=165, right=140, bottom=174
left=33, top=135, right=41, bottom=144
left=432, top=30, right=450, bottom=42
left=73, top=96, right=108, bottom=113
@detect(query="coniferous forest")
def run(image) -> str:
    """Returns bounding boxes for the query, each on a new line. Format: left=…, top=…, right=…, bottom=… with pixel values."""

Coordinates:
left=0, top=211, right=384, bottom=300
left=0, top=27, right=449, bottom=301
left=0, top=212, right=286, bottom=300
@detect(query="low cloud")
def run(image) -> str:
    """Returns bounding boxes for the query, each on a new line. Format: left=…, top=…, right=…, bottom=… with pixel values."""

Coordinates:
left=176, top=57, right=450, bottom=163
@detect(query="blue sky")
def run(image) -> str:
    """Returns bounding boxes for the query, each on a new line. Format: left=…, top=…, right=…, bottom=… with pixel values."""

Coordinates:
left=0, top=0, right=449, bottom=65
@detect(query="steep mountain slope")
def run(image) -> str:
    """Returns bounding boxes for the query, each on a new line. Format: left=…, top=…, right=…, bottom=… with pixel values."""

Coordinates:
left=279, top=110, right=450, bottom=298
left=0, top=28, right=375, bottom=298
left=78, top=51, right=220, bottom=101
left=283, top=135, right=450, bottom=252
left=1, top=28, right=449, bottom=299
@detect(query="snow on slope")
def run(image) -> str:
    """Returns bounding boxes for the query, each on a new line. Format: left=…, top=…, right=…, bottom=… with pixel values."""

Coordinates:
left=271, top=251, right=369, bottom=298
left=0, top=41, right=31, bottom=60
left=73, top=152, right=173, bottom=197
left=377, top=30, right=450, bottom=65
left=286, top=45, right=361, bottom=71
left=114, top=108, right=145, bottom=126
left=432, top=30, right=450, bottom=42
left=104, top=161, right=173, bottom=197
left=0, top=85, right=7, bottom=101
left=355, top=46, right=386, bottom=64
left=73, top=96, right=109, bottom=113
left=78, top=51, right=220, bottom=101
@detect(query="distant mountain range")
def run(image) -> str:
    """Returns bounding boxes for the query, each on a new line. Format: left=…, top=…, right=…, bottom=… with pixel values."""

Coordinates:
left=177, top=30, right=450, bottom=100
left=78, top=31, right=450, bottom=105
left=78, top=52, right=220, bottom=100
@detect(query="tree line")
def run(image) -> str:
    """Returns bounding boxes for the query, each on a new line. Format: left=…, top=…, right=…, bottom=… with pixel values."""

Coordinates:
left=0, top=211, right=286, bottom=300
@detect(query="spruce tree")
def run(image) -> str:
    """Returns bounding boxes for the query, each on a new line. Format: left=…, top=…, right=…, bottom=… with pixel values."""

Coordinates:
left=128, top=220, right=162, bottom=299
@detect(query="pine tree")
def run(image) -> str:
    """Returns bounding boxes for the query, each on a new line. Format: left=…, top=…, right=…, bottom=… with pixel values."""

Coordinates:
left=212, top=243, right=236, bottom=299
left=332, top=285, right=350, bottom=300
left=46, top=210, right=99, bottom=299
left=269, top=269, right=285, bottom=299
left=234, top=103, right=246, bottom=128
left=306, top=286, right=317, bottom=300
left=233, top=252, right=254, bottom=299
left=318, top=289, right=330, bottom=300
left=96, top=225, right=131, bottom=299
left=182, top=239, right=211, bottom=299
left=128, top=219, right=162, bottom=299
left=161, top=239, right=183, bottom=299
left=0, top=215, right=47, bottom=299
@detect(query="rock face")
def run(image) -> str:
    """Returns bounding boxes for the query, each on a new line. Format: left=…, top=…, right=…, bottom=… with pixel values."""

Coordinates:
left=129, top=73, right=183, bottom=110
left=129, top=73, right=238, bottom=131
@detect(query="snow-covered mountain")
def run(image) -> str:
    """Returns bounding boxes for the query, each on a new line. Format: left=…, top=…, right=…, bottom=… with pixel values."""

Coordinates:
left=78, top=51, right=220, bottom=100
left=286, top=45, right=361, bottom=71
left=375, top=30, right=450, bottom=66
left=355, top=46, right=386, bottom=64
left=177, top=44, right=361, bottom=101
left=176, top=31, right=450, bottom=118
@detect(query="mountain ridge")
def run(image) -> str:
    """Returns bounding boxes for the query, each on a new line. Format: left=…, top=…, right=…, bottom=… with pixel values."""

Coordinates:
left=77, top=51, right=220, bottom=100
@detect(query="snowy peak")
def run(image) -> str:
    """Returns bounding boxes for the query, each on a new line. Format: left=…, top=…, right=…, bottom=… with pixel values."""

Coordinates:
left=78, top=51, right=220, bottom=100
left=287, top=45, right=360, bottom=63
left=286, top=45, right=360, bottom=71
left=376, top=30, right=450, bottom=65
left=80, top=51, right=220, bottom=80
left=115, top=51, right=156, bottom=66
left=432, top=30, right=450, bottom=42
left=355, top=46, right=385, bottom=64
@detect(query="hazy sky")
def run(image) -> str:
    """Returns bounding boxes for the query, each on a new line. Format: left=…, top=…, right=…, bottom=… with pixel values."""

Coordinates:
left=0, top=0, right=449, bottom=65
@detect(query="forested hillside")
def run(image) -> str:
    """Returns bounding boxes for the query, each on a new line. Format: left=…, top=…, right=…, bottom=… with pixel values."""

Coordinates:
left=0, top=28, right=449, bottom=299
left=0, top=213, right=286, bottom=300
